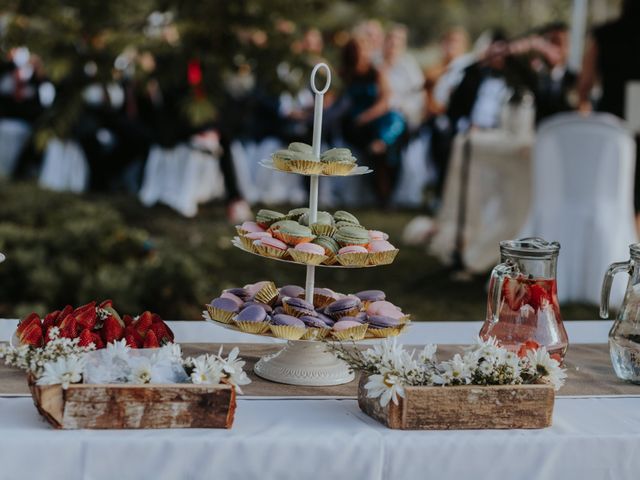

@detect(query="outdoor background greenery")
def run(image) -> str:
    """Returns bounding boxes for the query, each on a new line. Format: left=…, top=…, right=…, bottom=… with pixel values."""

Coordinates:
left=0, top=182, right=596, bottom=320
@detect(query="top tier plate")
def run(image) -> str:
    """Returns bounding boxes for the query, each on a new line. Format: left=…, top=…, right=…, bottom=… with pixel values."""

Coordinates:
left=259, top=158, right=372, bottom=177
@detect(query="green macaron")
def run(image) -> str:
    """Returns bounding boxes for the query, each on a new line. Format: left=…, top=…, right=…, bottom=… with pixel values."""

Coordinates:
left=333, top=210, right=360, bottom=226
left=287, top=207, right=309, bottom=221
left=320, top=148, right=353, bottom=163
left=278, top=223, right=314, bottom=241
left=272, top=149, right=296, bottom=161
left=288, top=142, right=313, bottom=154
left=334, top=225, right=370, bottom=246
left=312, top=236, right=340, bottom=256
left=256, top=209, right=285, bottom=228
left=299, top=211, right=333, bottom=226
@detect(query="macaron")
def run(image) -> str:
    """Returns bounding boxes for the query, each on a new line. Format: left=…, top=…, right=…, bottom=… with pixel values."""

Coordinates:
left=271, top=314, right=305, bottom=328
left=279, top=285, right=305, bottom=299
left=242, top=301, right=273, bottom=314
left=240, top=221, right=265, bottom=233
left=332, top=319, right=364, bottom=331
left=209, top=297, right=239, bottom=314
left=245, top=231, right=272, bottom=241
left=333, top=210, right=360, bottom=226
left=288, top=142, right=313, bottom=154
left=325, top=296, right=362, bottom=320
left=287, top=207, right=309, bottom=221
left=274, top=223, right=314, bottom=245
left=367, top=240, right=396, bottom=252
left=320, top=148, right=353, bottom=163
left=368, top=230, right=389, bottom=241
left=338, top=245, right=368, bottom=254
left=315, top=311, right=336, bottom=326
left=224, top=287, right=251, bottom=301
left=236, top=304, right=268, bottom=323
left=272, top=149, right=295, bottom=162
left=355, top=290, right=386, bottom=303
left=367, top=315, right=401, bottom=329
left=334, top=226, right=370, bottom=247
left=283, top=297, right=317, bottom=318
left=258, top=237, right=288, bottom=251
left=366, top=300, right=401, bottom=317
left=300, top=315, right=330, bottom=328
left=220, top=292, right=244, bottom=308
left=256, top=209, right=286, bottom=228
left=299, top=211, right=333, bottom=226
left=294, top=243, right=326, bottom=255
left=269, top=220, right=301, bottom=232
left=339, top=315, right=365, bottom=324
left=312, top=236, right=340, bottom=256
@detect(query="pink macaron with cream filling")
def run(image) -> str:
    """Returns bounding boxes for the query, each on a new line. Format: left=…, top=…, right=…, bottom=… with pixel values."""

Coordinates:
left=245, top=231, right=272, bottom=241
left=368, top=230, right=389, bottom=241
left=338, top=245, right=368, bottom=254
left=366, top=300, right=401, bottom=316
left=332, top=319, right=363, bottom=331
left=367, top=240, right=395, bottom=253
left=240, top=221, right=265, bottom=233
left=294, top=243, right=326, bottom=255
left=260, top=237, right=288, bottom=251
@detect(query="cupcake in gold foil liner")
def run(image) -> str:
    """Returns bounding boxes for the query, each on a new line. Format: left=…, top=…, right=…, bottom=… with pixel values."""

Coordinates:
left=336, top=252, right=370, bottom=267
left=234, top=320, right=271, bottom=335
left=273, top=156, right=290, bottom=171
left=331, top=323, right=368, bottom=341
left=322, top=161, right=356, bottom=175
left=278, top=232, right=316, bottom=246
left=253, top=281, right=279, bottom=306
left=330, top=306, right=361, bottom=320
left=310, top=223, right=337, bottom=237
left=206, top=305, right=236, bottom=325
left=367, top=325, right=405, bottom=338
left=301, top=327, right=331, bottom=341
left=287, top=159, right=324, bottom=175
left=255, top=243, right=289, bottom=259
left=368, top=249, right=399, bottom=265
left=288, top=248, right=328, bottom=266
left=269, top=325, right=306, bottom=340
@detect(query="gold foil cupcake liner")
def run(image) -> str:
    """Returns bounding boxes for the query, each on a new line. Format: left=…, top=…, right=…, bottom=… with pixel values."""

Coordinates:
left=311, top=223, right=337, bottom=237
left=240, top=235, right=258, bottom=252
left=287, top=159, right=324, bottom=175
left=313, top=292, right=336, bottom=309
left=269, top=325, right=306, bottom=340
left=367, top=325, right=405, bottom=338
left=336, top=252, right=370, bottom=267
left=253, top=281, right=279, bottom=306
left=331, top=306, right=361, bottom=320
left=236, top=226, right=249, bottom=236
left=282, top=303, right=312, bottom=318
left=288, top=249, right=328, bottom=266
left=278, top=232, right=316, bottom=246
left=368, top=249, right=399, bottom=265
left=301, top=327, right=331, bottom=340
left=234, top=320, right=271, bottom=334
left=322, top=161, right=356, bottom=175
left=399, top=314, right=412, bottom=324
left=331, top=323, right=368, bottom=341
left=322, top=255, right=338, bottom=265
left=272, top=156, right=290, bottom=171
left=255, top=244, right=289, bottom=259
left=206, top=305, right=236, bottom=325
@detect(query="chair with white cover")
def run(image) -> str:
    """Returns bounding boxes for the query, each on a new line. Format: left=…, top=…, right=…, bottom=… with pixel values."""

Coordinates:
left=520, top=112, right=638, bottom=305
left=39, top=138, right=89, bottom=193
left=0, top=119, right=31, bottom=177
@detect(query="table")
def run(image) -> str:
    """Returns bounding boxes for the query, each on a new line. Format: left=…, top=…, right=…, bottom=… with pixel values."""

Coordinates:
left=1, top=319, right=639, bottom=480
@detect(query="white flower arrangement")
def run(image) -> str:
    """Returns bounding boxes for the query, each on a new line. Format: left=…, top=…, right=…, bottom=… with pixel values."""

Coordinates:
left=331, top=337, right=567, bottom=407
left=1, top=329, right=251, bottom=392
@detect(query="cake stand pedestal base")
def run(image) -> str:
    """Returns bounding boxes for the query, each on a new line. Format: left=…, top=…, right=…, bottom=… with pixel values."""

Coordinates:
left=254, top=340, right=355, bottom=386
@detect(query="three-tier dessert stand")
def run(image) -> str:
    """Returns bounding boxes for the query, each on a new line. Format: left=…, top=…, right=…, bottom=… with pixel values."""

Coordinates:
left=227, top=63, right=401, bottom=386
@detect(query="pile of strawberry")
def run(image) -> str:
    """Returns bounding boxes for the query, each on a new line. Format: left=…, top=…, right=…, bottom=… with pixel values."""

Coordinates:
left=15, top=300, right=174, bottom=349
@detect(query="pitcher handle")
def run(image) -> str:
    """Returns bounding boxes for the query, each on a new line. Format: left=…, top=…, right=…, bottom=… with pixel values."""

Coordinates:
left=600, top=261, right=632, bottom=319
left=489, top=260, right=519, bottom=323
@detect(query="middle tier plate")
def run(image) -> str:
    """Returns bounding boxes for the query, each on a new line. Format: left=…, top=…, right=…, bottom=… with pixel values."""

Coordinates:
left=259, top=158, right=373, bottom=177
left=232, top=236, right=397, bottom=268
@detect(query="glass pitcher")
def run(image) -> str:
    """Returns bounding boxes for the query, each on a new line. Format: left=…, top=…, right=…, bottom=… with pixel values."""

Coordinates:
left=600, top=244, right=640, bottom=383
left=480, top=237, right=569, bottom=360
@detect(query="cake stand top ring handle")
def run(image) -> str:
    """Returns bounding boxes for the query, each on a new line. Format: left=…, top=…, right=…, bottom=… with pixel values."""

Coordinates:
left=310, top=63, right=331, bottom=95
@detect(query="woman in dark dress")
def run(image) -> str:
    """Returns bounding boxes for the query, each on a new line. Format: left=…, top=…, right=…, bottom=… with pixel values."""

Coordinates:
left=341, top=38, right=406, bottom=206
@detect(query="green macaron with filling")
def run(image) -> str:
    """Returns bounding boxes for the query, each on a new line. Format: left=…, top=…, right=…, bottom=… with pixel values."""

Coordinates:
left=334, top=225, right=370, bottom=246
left=256, top=209, right=285, bottom=228
left=333, top=210, right=360, bottom=226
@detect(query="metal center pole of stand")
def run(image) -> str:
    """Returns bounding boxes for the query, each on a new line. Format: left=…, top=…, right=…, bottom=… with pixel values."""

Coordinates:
left=305, top=63, right=331, bottom=304
left=453, top=131, right=471, bottom=270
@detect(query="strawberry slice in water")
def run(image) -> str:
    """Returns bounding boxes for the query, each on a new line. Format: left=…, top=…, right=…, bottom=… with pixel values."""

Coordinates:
left=501, top=276, right=531, bottom=311
left=528, top=284, right=550, bottom=311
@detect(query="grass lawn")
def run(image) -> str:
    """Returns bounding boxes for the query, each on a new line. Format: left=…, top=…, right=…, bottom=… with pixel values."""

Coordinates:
left=0, top=182, right=597, bottom=321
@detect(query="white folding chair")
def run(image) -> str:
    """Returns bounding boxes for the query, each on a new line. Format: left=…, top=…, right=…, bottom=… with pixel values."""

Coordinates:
left=0, top=119, right=30, bottom=177
left=39, top=138, right=89, bottom=193
left=521, top=112, right=638, bottom=305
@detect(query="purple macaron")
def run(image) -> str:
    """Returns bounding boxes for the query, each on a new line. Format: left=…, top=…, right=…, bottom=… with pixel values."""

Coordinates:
left=355, top=290, right=386, bottom=303
left=272, top=314, right=305, bottom=328
left=300, top=315, right=331, bottom=328
left=283, top=297, right=317, bottom=317
left=236, top=305, right=267, bottom=323
left=325, top=296, right=362, bottom=320
left=314, top=311, right=336, bottom=326
left=224, top=287, right=251, bottom=301
left=279, top=285, right=305, bottom=299
left=242, top=300, right=273, bottom=314
left=366, top=315, right=400, bottom=329
left=210, top=297, right=240, bottom=313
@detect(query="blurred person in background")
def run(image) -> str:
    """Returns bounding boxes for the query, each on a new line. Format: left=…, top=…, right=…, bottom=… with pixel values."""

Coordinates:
left=354, top=19, right=386, bottom=66
left=578, top=0, right=640, bottom=226
left=382, top=23, right=425, bottom=133
left=341, top=36, right=406, bottom=207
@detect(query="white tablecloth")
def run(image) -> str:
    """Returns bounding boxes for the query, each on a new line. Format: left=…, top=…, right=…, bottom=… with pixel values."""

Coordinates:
left=1, top=320, right=638, bottom=480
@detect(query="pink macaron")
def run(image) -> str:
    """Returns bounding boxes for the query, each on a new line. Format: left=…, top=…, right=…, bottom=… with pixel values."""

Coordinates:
left=366, top=300, right=401, bottom=317
left=338, top=245, right=368, bottom=255
left=220, top=291, right=244, bottom=308
left=333, top=319, right=363, bottom=331
left=260, top=237, right=288, bottom=251
left=241, top=221, right=265, bottom=233
left=367, top=240, right=395, bottom=253
left=246, top=231, right=272, bottom=241
left=369, top=230, right=389, bottom=241
left=294, top=242, right=326, bottom=255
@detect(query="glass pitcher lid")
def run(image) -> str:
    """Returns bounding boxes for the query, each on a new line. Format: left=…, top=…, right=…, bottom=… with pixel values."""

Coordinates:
left=500, top=237, right=560, bottom=258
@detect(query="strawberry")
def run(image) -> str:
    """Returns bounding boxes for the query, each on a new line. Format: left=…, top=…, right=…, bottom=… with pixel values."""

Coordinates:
left=151, top=313, right=163, bottom=324
left=517, top=340, right=540, bottom=358
left=124, top=334, right=138, bottom=349
left=529, top=284, right=550, bottom=311
left=124, top=325, right=144, bottom=348
left=16, top=313, right=41, bottom=337
left=73, top=301, right=96, bottom=316
left=21, top=322, right=43, bottom=347
left=42, top=310, right=60, bottom=330
left=54, top=305, right=73, bottom=326
left=134, top=311, right=153, bottom=338
left=99, top=299, right=113, bottom=309
left=502, top=277, right=530, bottom=311
left=100, top=315, right=124, bottom=345
left=58, top=314, right=78, bottom=339
left=78, top=328, right=104, bottom=349
left=75, top=304, right=97, bottom=330
left=143, top=330, right=160, bottom=348
left=122, top=314, right=134, bottom=327
left=149, top=322, right=173, bottom=345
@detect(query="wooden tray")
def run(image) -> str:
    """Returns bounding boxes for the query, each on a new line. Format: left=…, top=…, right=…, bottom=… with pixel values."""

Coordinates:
left=358, top=376, right=554, bottom=430
left=29, top=377, right=236, bottom=429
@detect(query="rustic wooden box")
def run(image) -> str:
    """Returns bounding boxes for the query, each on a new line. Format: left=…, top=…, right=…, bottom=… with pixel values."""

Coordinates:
left=29, top=379, right=237, bottom=429
left=358, top=376, right=554, bottom=430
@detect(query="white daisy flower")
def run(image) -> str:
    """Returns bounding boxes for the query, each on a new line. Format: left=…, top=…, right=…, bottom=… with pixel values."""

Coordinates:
left=440, top=354, right=472, bottom=385
left=526, top=347, right=567, bottom=390
left=365, top=372, right=405, bottom=407
left=190, top=356, right=224, bottom=385
left=37, top=355, right=85, bottom=389
left=127, top=357, right=153, bottom=384
left=418, top=344, right=437, bottom=363
left=105, top=339, right=130, bottom=360
left=220, top=347, right=251, bottom=393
